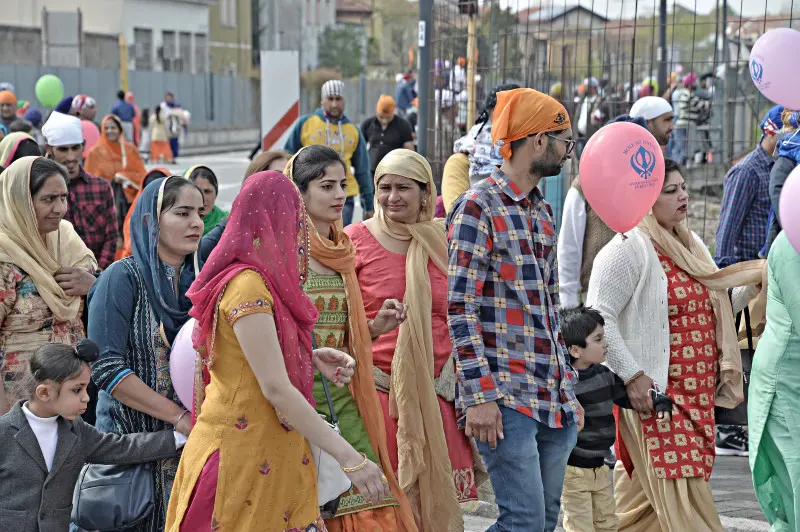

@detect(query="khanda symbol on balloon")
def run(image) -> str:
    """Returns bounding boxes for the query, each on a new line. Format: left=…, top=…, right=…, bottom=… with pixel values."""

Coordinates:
left=750, top=58, right=764, bottom=84
left=630, top=145, right=657, bottom=180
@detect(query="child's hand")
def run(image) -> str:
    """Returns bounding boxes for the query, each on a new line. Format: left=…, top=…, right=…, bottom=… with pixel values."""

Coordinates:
left=656, top=410, right=672, bottom=423
left=577, top=403, right=585, bottom=432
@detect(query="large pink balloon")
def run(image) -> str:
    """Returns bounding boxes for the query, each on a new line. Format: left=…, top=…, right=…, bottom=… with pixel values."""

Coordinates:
left=779, top=166, right=800, bottom=253
left=170, top=318, right=198, bottom=410
left=750, top=28, right=800, bottom=109
left=81, top=120, right=100, bottom=159
left=580, top=122, right=665, bottom=233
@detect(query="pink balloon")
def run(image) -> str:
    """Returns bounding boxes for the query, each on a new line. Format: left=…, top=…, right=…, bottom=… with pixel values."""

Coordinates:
left=579, top=122, right=665, bottom=233
left=779, top=166, right=800, bottom=253
left=169, top=318, right=198, bottom=410
left=750, top=28, right=800, bottom=109
left=81, top=120, right=100, bottom=159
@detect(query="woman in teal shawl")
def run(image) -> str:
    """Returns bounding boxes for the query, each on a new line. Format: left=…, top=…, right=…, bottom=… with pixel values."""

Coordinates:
left=185, top=164, right=228, bottom=235
left=750, top=231, right=800, bottom=531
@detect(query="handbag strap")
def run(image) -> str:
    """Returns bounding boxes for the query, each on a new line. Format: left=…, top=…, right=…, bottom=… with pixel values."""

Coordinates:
left=735, top=306, right=754, bottom=352
left=311, top=335, right=338, bottom=425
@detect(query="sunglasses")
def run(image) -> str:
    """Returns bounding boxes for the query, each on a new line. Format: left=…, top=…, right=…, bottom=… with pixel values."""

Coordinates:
left=545, top=133, right=576, bottom=155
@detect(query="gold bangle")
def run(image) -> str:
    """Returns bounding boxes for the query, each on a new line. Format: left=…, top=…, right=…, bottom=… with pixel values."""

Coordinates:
left=174, top=410, right=190, bottom=426
left=341, top=452, right=369, bottom=473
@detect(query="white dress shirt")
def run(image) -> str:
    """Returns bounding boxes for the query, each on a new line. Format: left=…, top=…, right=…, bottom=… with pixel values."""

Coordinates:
left=557, top=187, right=587, bottom=308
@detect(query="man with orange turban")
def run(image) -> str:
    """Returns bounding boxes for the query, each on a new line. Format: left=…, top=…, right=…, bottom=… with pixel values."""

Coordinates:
left=0, top=90, right=17, bottom=130
left=447, top=87, right=579, bottom=532
left=361, top=94, right=414, bottom=173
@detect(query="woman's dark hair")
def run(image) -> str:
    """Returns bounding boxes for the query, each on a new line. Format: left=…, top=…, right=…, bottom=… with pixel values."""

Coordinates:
left=9, top=119, right=33, bottom=134
left=290, top=145, right=347, bottom=193
left=160, top=176, right=203, bottom=214
left=188, top=166, right=219, bottom=194
left=475, top=83, right=521, bottom=133
left=30, top=157, right=68, bottom=197
left=141, top=108, right=151, bottom=128
left=664, top=158, right=682, bottom=176
left=30, top=339, right=99, bottom=388
left=154, top=105, right=163, bottom=124
left=143, top=168, right=169, bottom=190
left=11, top=138, right=42, bottom=163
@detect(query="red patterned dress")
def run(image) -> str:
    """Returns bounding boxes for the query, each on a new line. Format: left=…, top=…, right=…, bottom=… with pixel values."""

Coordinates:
left=640, top=250, right=718, bottom=482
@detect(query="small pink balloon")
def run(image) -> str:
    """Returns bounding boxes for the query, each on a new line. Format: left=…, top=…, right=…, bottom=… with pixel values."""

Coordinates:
left=81, top=120, right=100, bottom=158
left=750, top=28, right=800, bottom=109
left=579, top=122, right=665, bottom=234
left=779, top=166, right=800, bottom=253
left=169, top=318, right=198, bottom=410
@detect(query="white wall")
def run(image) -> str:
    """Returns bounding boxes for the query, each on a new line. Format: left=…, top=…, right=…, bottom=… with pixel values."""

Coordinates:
left=122, top=0, right=209, bottom=72
left=6, top=0, right=124, bottom=34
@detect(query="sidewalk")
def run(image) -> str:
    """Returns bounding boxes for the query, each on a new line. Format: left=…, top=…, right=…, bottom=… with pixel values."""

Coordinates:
left=464, top=456, right=769, bottom=532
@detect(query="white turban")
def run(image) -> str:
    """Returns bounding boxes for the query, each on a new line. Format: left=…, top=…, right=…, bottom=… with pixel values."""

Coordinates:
left=42, top=112, right=84, bottom=147
left=629, top=96, right=674, bottom=120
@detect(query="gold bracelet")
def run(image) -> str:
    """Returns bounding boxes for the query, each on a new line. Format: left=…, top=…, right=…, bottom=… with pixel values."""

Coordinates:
left=174, top=410, right=190, bottom=426
left=340, top=452, right=369, bottom=473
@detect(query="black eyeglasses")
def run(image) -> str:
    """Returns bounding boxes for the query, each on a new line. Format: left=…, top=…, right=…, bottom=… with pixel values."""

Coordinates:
left=545, top=133, right=576, bottom=155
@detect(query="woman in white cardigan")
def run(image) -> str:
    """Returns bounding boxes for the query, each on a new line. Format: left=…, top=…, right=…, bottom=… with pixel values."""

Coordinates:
left=586, top=159, right=763, bottom=531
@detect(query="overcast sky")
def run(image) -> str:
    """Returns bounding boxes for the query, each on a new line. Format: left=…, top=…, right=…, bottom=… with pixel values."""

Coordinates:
left=496, top=0, right=792, bottom=17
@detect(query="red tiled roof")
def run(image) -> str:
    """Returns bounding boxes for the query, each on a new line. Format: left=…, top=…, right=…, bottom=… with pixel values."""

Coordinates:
left=336, top=0, right=373, bottom=15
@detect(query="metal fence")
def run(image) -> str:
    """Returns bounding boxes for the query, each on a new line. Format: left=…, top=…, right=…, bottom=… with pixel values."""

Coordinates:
left=0, top=64, right=259, bottom=128
left=425, top=0, right=796, bottom=245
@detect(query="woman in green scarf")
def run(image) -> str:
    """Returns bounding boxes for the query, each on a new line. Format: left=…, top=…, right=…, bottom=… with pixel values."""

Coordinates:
left=185, top=164, right=229, bottom=235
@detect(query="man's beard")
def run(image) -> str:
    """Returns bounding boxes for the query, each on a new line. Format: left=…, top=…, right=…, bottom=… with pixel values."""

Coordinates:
left=530, top=144, right=563, bottom=178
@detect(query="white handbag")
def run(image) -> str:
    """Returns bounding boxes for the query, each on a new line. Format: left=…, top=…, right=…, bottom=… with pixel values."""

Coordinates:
left=310, top=373, right=352, bottom=506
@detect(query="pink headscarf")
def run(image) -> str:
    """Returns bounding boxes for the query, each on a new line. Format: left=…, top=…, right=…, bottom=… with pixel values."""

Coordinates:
left=188, top=171, right=319, bottom=406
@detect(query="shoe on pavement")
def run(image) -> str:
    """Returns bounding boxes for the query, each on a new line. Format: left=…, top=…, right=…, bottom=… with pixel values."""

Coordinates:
left=715, top=425, right=748, bottom=457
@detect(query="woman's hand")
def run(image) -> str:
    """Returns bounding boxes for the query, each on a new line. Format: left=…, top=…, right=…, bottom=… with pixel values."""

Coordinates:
left=175, top=415, right=192, bottom=437
left=313, top=348, right=355, bottom=387
left=368, top=299, right=408, bottom=339
left=55, top=267, right=96, bottom=296
left=626, top=373, right=655, bottom=413
left=340, top=454, right=389, bottom=504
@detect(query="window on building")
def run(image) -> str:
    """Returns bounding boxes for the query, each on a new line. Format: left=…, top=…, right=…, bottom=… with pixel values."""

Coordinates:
left=195, top=33, right=208, bottom=73
left=161, top=30, right=176, bottom=71
left=133, top=27, right=152, bottom=71
left=220, top=0, right=238, bottom=28
left=179, top=31, right=192, bottom=72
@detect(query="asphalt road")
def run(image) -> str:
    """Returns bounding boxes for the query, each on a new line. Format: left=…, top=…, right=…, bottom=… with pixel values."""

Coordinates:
left=164, top=151, right=770, bottom=532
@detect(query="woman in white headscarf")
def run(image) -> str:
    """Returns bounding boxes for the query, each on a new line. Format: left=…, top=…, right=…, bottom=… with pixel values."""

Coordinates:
left=0, top=156, right=96, bottom=413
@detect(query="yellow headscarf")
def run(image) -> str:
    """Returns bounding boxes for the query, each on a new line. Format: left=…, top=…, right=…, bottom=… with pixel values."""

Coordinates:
left=0, top=132, right=35, bottom=168
left=0, top=157, right=97, bottom=321
left=373, top=149, right=463, bottom=531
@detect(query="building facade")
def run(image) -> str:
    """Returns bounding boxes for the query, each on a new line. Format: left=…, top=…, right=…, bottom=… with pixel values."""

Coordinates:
left=209, top=0, right=254, bottom=76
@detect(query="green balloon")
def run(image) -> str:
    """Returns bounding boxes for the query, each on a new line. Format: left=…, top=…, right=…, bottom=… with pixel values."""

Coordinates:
left=35, top=74, right=65, bottom=108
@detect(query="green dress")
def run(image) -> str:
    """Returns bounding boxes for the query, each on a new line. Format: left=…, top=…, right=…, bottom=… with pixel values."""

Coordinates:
left=303, top=269, right=398, bottom=516
left=202, top=205, right=228, bottom=236
left=749, top=232, right=800, bottom=531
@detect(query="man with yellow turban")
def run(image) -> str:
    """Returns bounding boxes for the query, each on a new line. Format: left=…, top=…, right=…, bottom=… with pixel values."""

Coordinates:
left=447, top=87, right=579, bottom=532
left=0, top=90, right=17, bottom=130
left=361, top=94, right=415, bottom=174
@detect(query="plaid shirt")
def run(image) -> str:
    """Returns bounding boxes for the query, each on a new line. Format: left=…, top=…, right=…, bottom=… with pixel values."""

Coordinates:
left=64, top=169, right=118, bottom=270
left=447, top=168, right=578, bottom=429
left=714, top=145, right=772, bottom=268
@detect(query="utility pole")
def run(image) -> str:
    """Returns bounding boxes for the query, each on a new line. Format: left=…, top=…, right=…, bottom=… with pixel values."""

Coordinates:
left=466, top=12, right=478, bottom=127
left=657, top=0, right=668, bottom=96
left=417, top=0, right=433, bottom=157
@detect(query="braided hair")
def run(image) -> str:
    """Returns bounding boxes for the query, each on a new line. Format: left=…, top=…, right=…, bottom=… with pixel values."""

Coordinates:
left=475, top=83, right=521, bottom=135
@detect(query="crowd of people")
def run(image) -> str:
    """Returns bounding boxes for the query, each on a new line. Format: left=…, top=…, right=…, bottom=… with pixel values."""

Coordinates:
left=0, top=68, right=798, bottom=532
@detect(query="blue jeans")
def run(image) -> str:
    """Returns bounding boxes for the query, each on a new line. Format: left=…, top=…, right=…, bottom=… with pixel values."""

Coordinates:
left=670, top=127, right=688, bottom=165
left=342, top=195, right=355, bottom=226
left=476, top=406, right=578, bottom=532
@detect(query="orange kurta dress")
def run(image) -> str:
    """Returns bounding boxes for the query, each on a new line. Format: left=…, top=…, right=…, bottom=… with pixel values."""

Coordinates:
left=165, top=270, right=326, bottom=531
left=84, top=115, right=148, bottom=204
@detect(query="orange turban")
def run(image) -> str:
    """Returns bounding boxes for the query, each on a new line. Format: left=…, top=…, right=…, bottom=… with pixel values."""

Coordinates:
left=0, top=91, right=16, bottom=105
left=376, top=94, right=396, bottom=115
left=491, top=88, right=571, bottom=160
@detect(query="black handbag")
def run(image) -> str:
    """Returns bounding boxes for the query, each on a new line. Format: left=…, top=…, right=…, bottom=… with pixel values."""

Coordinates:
left=71, top=461, right=155, bottom=531
left=715, top=306, right=754, bottom=426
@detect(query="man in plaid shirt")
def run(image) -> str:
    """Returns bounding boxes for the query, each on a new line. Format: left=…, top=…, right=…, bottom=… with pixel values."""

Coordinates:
left=447, top=88, right=579, bottom=531
left=43, top=112, right=118, bottom=272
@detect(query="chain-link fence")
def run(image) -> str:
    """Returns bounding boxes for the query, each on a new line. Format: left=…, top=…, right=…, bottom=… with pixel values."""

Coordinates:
left=425, top=0, right=795, bottom=245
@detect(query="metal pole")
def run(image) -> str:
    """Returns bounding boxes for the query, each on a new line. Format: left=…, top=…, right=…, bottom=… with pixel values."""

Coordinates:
left=466, top=13, right=478, bottom=128
left=417, top=0, right=433, bottom=158
left=488, top=0, right=496, bottom=89
left=721, top=0, right=729, bottom=163
left=657, top=0, right=667, bottom=96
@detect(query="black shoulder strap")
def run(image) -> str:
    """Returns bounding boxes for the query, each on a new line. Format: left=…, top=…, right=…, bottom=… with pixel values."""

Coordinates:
left=310, top=335, right=338, bottom=424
